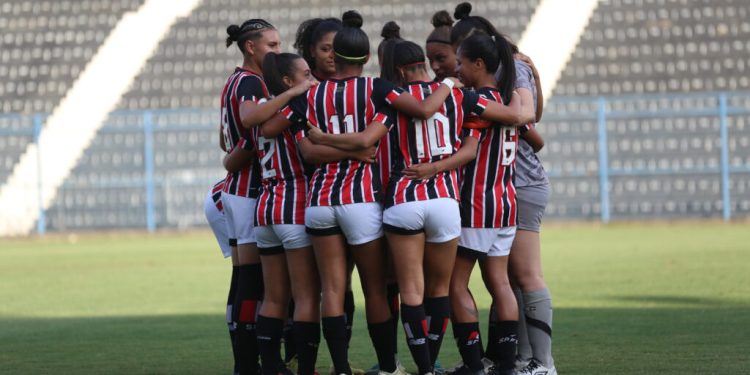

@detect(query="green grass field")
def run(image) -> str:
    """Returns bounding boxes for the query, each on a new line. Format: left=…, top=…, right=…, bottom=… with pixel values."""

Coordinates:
left=2, top=222, right=749, bottom=374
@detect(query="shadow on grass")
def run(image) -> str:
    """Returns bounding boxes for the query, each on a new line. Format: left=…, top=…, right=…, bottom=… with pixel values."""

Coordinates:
left=2, top=305, right=749, bottom=374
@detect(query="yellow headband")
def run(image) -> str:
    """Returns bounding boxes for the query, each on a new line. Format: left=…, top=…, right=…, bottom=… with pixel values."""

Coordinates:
left=334, top=51, right=368, bottom=61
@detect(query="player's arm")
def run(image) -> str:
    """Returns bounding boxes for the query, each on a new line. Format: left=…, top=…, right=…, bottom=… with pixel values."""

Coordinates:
left=478, top=91, right=523, bottom=126
left=521, top=125, right=545, bottom=153
left=517, top=87, right=537, bottom=125
left=219, top=126, right=227, bottom=152
left=403, top=135, right=479, bottom=180
left=306, top=121, right=389, bottom=151
left=298, top=138, right=376, bottom=165
left=390, top=78, right=463, bottom=119
left=223, top=139, right=255, bottom=173
left=260, top=112, right=294, bottom=138
left=240, top=81, right=311, bottom=129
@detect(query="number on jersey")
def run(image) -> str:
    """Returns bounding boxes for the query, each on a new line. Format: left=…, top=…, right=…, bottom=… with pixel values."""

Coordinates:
left=501, top=127, right=517, bottom=166
left=413, top=112, right=452, bottom=158
left=258, top=136, right=277, bottom=179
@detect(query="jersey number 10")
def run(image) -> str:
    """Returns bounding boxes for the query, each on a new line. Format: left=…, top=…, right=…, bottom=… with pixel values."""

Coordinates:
left=414, top=112, right=451, bottom=158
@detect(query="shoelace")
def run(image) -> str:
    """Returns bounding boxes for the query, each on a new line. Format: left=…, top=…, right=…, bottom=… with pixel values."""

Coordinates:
left=519, top=360, right=541, bottom=374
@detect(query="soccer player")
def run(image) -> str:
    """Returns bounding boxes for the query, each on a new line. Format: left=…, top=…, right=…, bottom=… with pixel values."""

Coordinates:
left=425, top=10, right=456, bottom=82
left=307, top=38, right=523, bottom=375
left=262, top=10, right=463, bottom=375
left=294, top=17, right=343, bottom=82
left=222, top=18, right=280, bottom=375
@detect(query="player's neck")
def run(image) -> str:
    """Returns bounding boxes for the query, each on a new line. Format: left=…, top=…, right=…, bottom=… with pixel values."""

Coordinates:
left=332, top=64, right=363, bottom=79
left=476, top=74, right=497, bottom=90
left=242, top=57, right=261, bottom=76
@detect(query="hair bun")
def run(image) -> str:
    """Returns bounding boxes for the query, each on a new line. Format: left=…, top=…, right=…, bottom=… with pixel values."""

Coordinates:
left=381, top=21, right=401, bottom=39
left=342, top=10, right=364, bottom=29
left=454, top=2, right=472, bottom=20
left=431, top=10, right=453, bottom=28
left=226, top=24, right=241, bottom=39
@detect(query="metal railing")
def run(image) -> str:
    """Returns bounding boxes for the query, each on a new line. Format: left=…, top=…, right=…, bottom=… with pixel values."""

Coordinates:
left=1, top=91, right=749, bottom=234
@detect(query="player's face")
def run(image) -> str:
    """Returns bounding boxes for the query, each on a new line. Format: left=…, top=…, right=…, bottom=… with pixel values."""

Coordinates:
left=426, top=42, right=457, bottom=81
left=455, top=49, right=480, bottom=87
left=288, top=58, right=314, bottom=86
left=311, top=31, right=336, bottom=76
left=250, top=29, right=282, bottom=63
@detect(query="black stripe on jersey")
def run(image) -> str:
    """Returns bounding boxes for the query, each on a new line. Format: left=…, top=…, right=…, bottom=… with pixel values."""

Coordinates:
left=223, top=72, right=243, bottom=148
left=283, top=180, right=295, bottom=222
left=484, top=130, right=502, bottom=227
left=277, top=138, right=296, bottom=223
left=460, top=146, right=479, bottom=227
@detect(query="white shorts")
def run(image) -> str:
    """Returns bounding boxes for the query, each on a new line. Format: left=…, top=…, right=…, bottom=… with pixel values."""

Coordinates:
left=203, top=189, right=232, bottom=258
left=305, top=202, right=383, bottom=245
left=458, top=226, right=517, bottom=258
left=255, top=224, right=312, bottom=254
left=221, top=192, right=257, bottom=245
left=382, top=198, right=461, bottom=243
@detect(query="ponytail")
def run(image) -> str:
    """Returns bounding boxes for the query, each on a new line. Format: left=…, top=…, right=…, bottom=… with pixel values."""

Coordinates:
left=459, top=33, right=516, bottom=103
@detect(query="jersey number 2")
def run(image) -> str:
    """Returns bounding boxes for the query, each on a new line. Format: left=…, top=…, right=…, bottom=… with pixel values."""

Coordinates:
left=258, top=136, right=277, bottom=179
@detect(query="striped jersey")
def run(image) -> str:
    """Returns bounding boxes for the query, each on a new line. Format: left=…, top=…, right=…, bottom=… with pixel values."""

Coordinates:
left=385, top=82, right=488, bottom=208
left=282, top=76, right=402, bottom=207
left=460, top=87, right=519, bottom=228
left=377, top=133, right=392, bottom=203
left=211, top=179, right=226, bottom=212
left=249, top=122, right=308, bottom=226
left=220, top=67, right=263, bottom=198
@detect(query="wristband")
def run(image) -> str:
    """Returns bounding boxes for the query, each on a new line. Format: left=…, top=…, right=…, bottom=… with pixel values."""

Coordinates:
left=441, top=78, right=455, bottom=90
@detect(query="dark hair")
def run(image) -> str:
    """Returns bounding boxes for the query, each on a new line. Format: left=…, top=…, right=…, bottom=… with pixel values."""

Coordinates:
left=381, top=40, right=427, bottom=85
left=333, top=10, right=369, bottom=65
left=293, top=18, right=342, bottom=70
left=459, top=33, right=516, bottom=104
left=226, top=19, right=275, bottom=54
left=426, top=10, right=453, bottom=44
left=377, top=21, right=402, bottom=56
left=262, top=52, right=303, bottom=96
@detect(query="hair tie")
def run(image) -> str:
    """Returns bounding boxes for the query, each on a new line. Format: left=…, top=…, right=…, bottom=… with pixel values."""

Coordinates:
left=334, top=51, right=368, bottom=61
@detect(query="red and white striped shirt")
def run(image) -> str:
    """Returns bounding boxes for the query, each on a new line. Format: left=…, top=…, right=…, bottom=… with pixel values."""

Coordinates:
left=211, top=179, right=226, bottom=212
left=460, top=87, right=518, bottom=228
left=385, top=82, right=487, bottom=208
left=250, top=122, right=308, bottom=226
left=220, top=67, right=263, bottom=198
left=282, top=76, right=402, bottom=207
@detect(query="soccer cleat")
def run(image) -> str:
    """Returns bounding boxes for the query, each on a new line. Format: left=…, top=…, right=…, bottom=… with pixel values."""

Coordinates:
left=516, top=359, right=556, bottom=375
left=377, top=364, right=411, bottom=375
left=445, top=361, right=464, bottom=374
left=514, top=357, right=530, bottom=371
left=329, top=363, right=365, bottom=375
left=433, top=360, right=445, bottom=375
left=485, top=365, right=515, bottom=375
left=447, top=365, right=486, bottom=375
left=480, top=358, right=494, bottom=373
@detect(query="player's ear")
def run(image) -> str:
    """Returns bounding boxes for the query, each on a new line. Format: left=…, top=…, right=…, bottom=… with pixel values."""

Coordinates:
left=282, top=75, right=294, bottom=89
left=474, top=58, right=484, bottom=71
left=245, top=39, right=255, bottom=56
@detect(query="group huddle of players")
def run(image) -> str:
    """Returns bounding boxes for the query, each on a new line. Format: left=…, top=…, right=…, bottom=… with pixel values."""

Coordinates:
left=203, top=3, right=555, bottom=375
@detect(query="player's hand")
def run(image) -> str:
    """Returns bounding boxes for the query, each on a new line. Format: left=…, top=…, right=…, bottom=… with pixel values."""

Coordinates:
left=306, top=122, right=325, bottom=144
left=289, top=80, right=313, bottom=96
left=403, top=163, right=439, bottom=180
left=447, top=77, right=464, bottom=89
left=352, top=146, right=377, bottom=163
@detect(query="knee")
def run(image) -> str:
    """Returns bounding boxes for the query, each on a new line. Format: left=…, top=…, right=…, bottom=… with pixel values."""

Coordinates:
left=515, top=272, right=546, bottom=291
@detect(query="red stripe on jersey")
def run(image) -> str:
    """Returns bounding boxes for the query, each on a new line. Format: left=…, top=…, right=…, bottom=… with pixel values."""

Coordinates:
left=460, top=88, right=518, bottom=228
left=211, top=179, right=226, bottom=212
left=384, top=82, right=467, bottom=208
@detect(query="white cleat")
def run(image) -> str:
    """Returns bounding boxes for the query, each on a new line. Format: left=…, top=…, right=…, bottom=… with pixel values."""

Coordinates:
left=517, top=359, right=556, bottom=375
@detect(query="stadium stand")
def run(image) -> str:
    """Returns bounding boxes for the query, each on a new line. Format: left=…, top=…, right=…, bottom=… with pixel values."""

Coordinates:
left=44, top=0, right=541, bottom=230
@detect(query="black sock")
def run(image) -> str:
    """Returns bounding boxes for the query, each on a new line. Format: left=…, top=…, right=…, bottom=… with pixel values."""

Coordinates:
left=293, top=321, right=320, bottom=375
left=234, top=264, right=263, bottom=375
left=323, top=315, right=351, bottom=375
left=387, top=283, right=400, bottom=355
left=228, top=266, right=240, bottom=373
left=284, top=301, right=296, bottom=362
left=425, top=296, right=450, bottom=365
left=485, top=302, right=499, bottom=362
left=453, top=322, right=484, bottom=371
left=401, top=304, right=432, bottom=375
left=368, top=319, right=398, bottom=372
left=344, top=290, right=355, bottom=348
left=493, top=321, right=519, bottom=370
left=257, top=315, right=285, bottom=375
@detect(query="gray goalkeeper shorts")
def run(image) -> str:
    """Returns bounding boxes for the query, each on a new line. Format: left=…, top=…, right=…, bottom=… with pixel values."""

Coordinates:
left=516, top=184, right=550, bottom=233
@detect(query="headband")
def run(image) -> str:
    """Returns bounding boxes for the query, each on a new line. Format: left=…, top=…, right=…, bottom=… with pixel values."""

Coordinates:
left=334, top=51, right=368, bottom=61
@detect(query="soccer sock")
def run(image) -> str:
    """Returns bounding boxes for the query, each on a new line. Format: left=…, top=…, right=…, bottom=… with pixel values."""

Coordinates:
left=485, top=302, right=499, bottom=362
left=235, top=263, right=263, bottom=375
left=514, top=287, right=532, bottom=363
left=401, top=304, right=432, bottom=375
left=523, top=288, right=554, bottom=368
left=344, top=290, right=355, bottom=347
left=257, top=315, right=285, bottom=375
left=453, top=322, right=484, bottom=371
left=227, top=266, right=240, bottom=373
left=387, top=283, right=400, bottom=355
left=323, top=315, right=351, bottom=375
left=368, top=319, right=398, bottom=372
left=492, top=321, right=519, bottom=371
left=424, top=296, right=450, bottom=365
left=293, top=321, right=320, bottom=375
left=284, top=301, right=296, bottom=362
